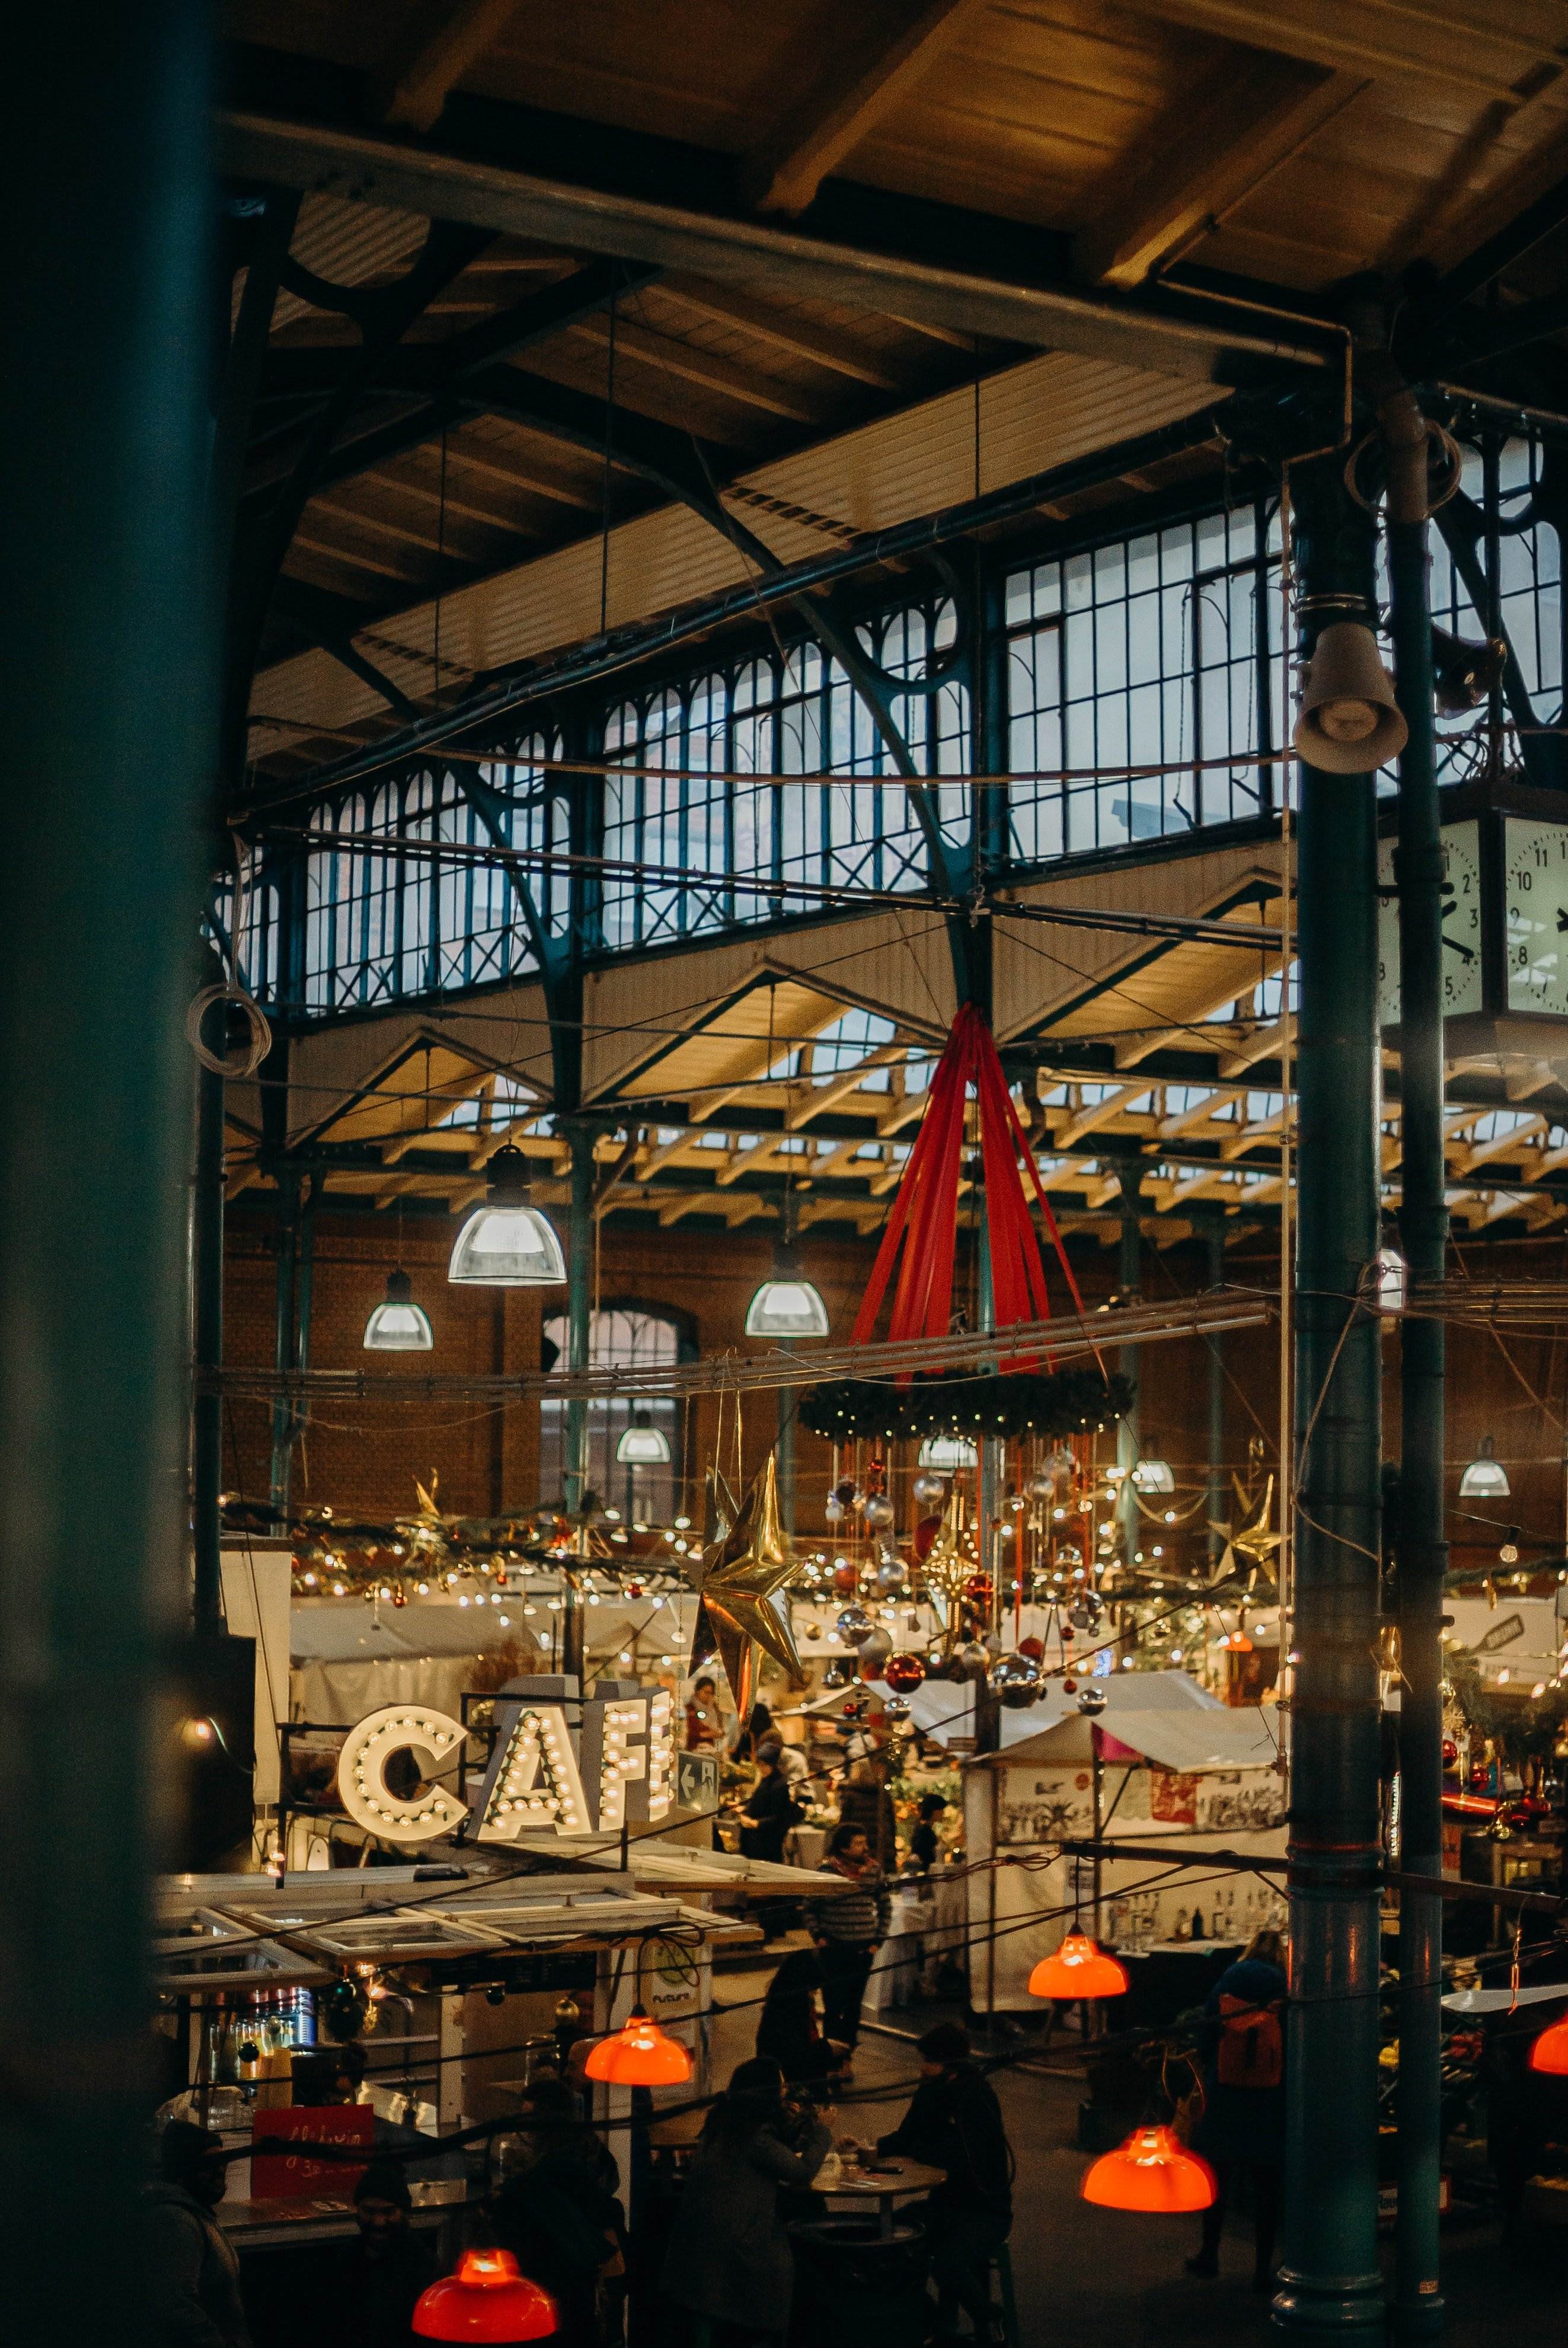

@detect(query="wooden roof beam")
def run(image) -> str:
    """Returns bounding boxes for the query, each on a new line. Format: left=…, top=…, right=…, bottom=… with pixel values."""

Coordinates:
left=740, top=0, right=992, bottom=217
left=659, top=280, right=900, bottom=390
left=375, top=0, right=529, bottom=135
left=1053, top=1081, right=1154, bottom=1149
left=785, top=1041, right=905, bottom=1126
left=1079, top=59, right=1366, bottom=289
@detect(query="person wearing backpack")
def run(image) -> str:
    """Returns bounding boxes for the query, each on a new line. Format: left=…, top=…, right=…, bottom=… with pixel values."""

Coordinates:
left=1184, top=1926, right=1288, bottom=2290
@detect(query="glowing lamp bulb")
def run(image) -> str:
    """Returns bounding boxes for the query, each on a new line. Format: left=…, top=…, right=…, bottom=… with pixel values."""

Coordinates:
left=1529, top=2015, right=1568, bottom=2075
left=1081, top=2126, right=1215, bottom=2212
left=1028, top=1932, right=1129, bottom=2001
left=582, top=2009, right=692, bottom=2086
left=414, top=2250, right=557, bottom=2342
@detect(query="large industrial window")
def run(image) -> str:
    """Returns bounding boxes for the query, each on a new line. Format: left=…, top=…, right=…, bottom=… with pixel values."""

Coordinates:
left=207, top=853, right=280, bottom=1003
left=1005, top=502, right=1283, bottom=863
left=302, top=733, right=562, bottom=1010
left=600, top=597, right=970, bottom=949
left=538, top=1306, right=685, bottom=1517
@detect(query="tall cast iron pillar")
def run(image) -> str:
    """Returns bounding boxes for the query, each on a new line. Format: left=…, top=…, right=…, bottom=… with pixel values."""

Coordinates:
left=561, top=1119, right=600, bottom=1685
left=1274, top=457, right=1387, bottom=2342
left=192, top=1044, right=226, bottom=1628
left=1384, top=383, right=1448, bottom=2341
left=0, top=0, right=212, bottom=2327
left=1116, top=1167, right=1143, bottom=1555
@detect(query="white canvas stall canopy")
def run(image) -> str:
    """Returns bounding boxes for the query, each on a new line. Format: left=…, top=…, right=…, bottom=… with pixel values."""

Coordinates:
left=963, top=1671, right=1287, bottom=2011
left=289, top=1594, right=697, bottom=1722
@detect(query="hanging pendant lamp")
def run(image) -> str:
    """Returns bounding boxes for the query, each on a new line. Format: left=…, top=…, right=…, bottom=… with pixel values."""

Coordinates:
left=448, top=1146, right=566, bottom=1287
left=414, top=2248, right=557, bottom=2341
left=1028, top=1931, right=1128, bottom=2000
left=616, top=1412, right=672, bottom=1466
left=1529, top=2014, right=1568, bottom=2073
left=745, top=1269, right=829, bottom=1338
left=363, top=1268, right=434, bottom=1352
left=583, top=2008, right=692, bottom=2085
left=1081, top=2124, right=1215, bottom=2212
left=1459, top=1435, right=1510, bottom=1499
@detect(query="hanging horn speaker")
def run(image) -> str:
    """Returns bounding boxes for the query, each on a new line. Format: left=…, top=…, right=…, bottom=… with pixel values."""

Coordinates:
left=1293, top=621, right=1409, bottom=774
left=1431, top=624, right=1507, bottom=716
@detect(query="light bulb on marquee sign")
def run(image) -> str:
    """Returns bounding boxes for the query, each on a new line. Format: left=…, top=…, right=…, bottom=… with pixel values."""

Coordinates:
left=334, top=1685, right=681, bottom=1847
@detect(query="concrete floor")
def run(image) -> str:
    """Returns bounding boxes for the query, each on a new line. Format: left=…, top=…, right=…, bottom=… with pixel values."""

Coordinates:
left=710, top=1960, right=1564, bottom=2347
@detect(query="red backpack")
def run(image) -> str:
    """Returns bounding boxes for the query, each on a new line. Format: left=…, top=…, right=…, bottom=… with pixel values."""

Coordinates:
left=1216, top=1992, right=1284, bottom=2089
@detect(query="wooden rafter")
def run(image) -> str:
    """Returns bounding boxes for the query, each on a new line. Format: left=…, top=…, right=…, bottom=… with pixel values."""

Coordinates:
left=375, top=0, right=528, bottom=134
left=740, top=0, right=992, bottom=216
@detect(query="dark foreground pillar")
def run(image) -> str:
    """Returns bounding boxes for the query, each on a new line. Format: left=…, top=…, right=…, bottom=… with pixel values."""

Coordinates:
left=0, top=4, right=212, bottom=2332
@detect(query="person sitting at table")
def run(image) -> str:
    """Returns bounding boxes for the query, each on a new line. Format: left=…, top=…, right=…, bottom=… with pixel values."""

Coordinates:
left=315, top=2164, right=436, bottom=2348
left=491, top=2080, right=624, bottom=2348
left=755, top=1950, right=848, bottom=2088
left=867, top=2023, right=1013, bottom=2344
left=661, top=2056, right=831, bottom=2347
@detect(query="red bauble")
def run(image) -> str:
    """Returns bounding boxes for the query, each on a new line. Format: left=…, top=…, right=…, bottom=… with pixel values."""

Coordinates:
left=1062, top=1679, right=1077, bottom=1694
left=1018, top=1635, right=1045, bottom=1662
left=884, top=1652, right=926, bottom=1695
left=963, top=1574, right=994, bottom=1606
left=834, top=1563, right=859, bottom=1594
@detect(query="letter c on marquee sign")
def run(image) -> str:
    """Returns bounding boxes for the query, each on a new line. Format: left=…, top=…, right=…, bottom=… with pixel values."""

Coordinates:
left=336, top=1705, right=468, bottom=1844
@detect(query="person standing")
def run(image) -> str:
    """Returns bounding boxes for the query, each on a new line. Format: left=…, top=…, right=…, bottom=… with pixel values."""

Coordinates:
left=869, top=2024, right=1013, bottom=2343
left=755, top=1951, right=844, bottom=2088
left=740, top=1742, right=801, bottom=1865
left=910, top=1792, right=947, bottom=1873
left=317, top=2166, right=436, bottom=2348
left=836, top=1757, right=898, bottom=1869
left=806, top=1824, right=890, bottom=2056
left=661, top=2057, right=831, bottom=2347
left=685, top=1676, right=721, bottom=1750
left=143, top=2122, right=251, bottom=2348
left=1184, top=1926, right=1288, bottom=2289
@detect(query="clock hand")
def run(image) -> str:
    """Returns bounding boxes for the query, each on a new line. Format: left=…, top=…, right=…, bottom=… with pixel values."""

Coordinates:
left=1441, top=935, right=1477, bottom=962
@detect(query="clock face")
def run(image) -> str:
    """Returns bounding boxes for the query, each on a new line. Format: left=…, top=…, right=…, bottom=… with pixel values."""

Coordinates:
left=1505, top=817, right=1568, bottom=1017
left=1377, top=820, right=1483, bottom=1026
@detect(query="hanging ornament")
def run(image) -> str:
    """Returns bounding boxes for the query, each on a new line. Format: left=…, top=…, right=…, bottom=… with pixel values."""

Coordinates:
left=876, top=1553, right=908, bottom=1594
left=824, top=1496, right=845, bottom=1524
left=685, top=1454, right=805, bottom=1715
left=991, top=1651, right=1042, bottom=1707
left=1017, top=1635, right=1045, bottom=1663
left=884, top=1652, right=926, bottom=1695
left=823, top=1657, right=853, bottom=1689
left=1077, top=1685, right=1108, bottom=1715
left=913, top=1471, right=946, bottom=1503
left=963, top=1573, right=994, bottom=1609
left=884, top=1696, right=911, bottom=1723
left=836, top=1604, right=872, bottom=1639
left=864, top=1495, right=896, bottom=1529
left=833, top=1560, right=859, bottom=1594
left=857, top=1627, right=893, bottom=1671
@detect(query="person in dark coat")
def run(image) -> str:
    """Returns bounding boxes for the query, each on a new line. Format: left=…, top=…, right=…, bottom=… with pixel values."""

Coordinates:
left=740, top=1743, right=800, bottom=1864
left=143, top=2121, right=251, bottom=2348
left=871, top=2023, right=1013, bottom=2341
left=909, top=1792, right=947, bottom=1873
left=755, top=1951, right=843, bottom=2087
left=836, top=1758, right=898, bottom=1868
left=806, top=1825, right=892, bottom=2055
left=491, top=2081, right=624, bottom=2348
left=1185, top=1926, right=1288, bottom=2288
left=316, top=2165, right=437, bottom=2348
left=661, top=2056, right=831, bottom=2344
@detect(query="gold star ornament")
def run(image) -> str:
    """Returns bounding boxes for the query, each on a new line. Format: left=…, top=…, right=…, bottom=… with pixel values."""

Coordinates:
left=686, top=1453, right=806, bottom=1714
left=1208, top=1473, right=1282, bottom=1585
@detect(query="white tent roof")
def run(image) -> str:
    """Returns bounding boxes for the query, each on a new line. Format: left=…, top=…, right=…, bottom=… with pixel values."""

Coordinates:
left=991, top=1670, right=1280, bottom=1768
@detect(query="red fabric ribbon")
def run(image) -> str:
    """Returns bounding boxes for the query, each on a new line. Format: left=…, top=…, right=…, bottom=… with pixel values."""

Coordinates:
left=852, top=1003, right=1087, bottom=1363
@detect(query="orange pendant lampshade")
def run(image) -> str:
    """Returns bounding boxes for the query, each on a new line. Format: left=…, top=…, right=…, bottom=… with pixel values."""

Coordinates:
left=1029, top=1932, right=1129, bottom=2000
left=583, top=2009, right=693, bottom=2085
left=1529, top=2014, right=1568, bottom=2074
left=1082, top=2125, right=1216, bottom=2212
left=414, top=2250, right=557, bottom=2341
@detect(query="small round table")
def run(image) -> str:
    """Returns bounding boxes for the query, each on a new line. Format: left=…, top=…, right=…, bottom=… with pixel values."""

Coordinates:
left=822, top=2155, right=946, bottom=2240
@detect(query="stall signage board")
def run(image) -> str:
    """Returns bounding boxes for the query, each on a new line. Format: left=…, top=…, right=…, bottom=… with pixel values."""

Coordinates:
left=251, top=2104, right=372, bottom=2199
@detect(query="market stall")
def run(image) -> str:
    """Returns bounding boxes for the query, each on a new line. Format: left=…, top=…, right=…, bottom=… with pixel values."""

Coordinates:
left=961, top=1671, right=1288, bottom=2013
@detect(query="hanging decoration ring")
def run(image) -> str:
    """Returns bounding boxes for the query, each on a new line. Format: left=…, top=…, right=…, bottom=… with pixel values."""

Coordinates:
left=187, top=982, right=273, bottom=1079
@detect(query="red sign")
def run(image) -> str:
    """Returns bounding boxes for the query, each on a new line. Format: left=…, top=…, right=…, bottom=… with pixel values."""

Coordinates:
left=251, top=2104, right=373, bottom=2199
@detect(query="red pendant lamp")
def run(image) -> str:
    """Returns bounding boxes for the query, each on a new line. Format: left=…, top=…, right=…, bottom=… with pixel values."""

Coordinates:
left=1529, top=2014, right=1568, bottom=2073
left=415, top=2250, right=557, bottom=2341
left=1081, top=2125, right=1215, bottom=2212
left=1029, top=1931, right=1128, bottom=2000
left=583, top=2008, right=693, bottom=2086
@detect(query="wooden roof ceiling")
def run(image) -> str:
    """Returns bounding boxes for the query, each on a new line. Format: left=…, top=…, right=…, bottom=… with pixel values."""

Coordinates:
left=220, top=1, right=1568, bottom=793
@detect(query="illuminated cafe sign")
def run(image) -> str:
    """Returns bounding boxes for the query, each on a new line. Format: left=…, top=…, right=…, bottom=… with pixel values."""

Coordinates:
left=336, top=1677, right=678, bottom=1848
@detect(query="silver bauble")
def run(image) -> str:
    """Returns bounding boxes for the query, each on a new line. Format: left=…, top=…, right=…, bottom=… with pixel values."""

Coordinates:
left=836, top=1604, right=871, bottom=1638
left=1076, top=1685, right=1108, bottom=1716
left=990, top=1650, right=1043, bottom=1708
left=912, top=1472, right=946, bottom=1503
left=864, top=1494, right=895, bottom=1529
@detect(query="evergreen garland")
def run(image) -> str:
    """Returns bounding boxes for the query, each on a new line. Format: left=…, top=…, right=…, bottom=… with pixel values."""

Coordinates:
left=798, top=1366, right=1135, bottom=1443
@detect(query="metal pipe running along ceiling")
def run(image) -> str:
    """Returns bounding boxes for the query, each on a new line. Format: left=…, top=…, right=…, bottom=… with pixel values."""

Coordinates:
left=213, top=109, right=1336, bottom=385
left=205, top=1287, right=1272, bottom=1406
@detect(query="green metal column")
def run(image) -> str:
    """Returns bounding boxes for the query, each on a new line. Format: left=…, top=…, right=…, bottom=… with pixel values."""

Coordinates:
left=0, top=0, right=212, bottom=2326
left=192, top=1044, right=226, bottom=1628
left=1116, top=1168, right=1143, bottom=1556
left=1385, top=387, right=1448, bottom=2342
left=1274, top=458, right=1386, bottom=2343
left=269, top=1172, right=299, bottom=1518
left=1203, top=1213, right=1227, bottom=1572
left=561, top=1120, right=599, bottom=1684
